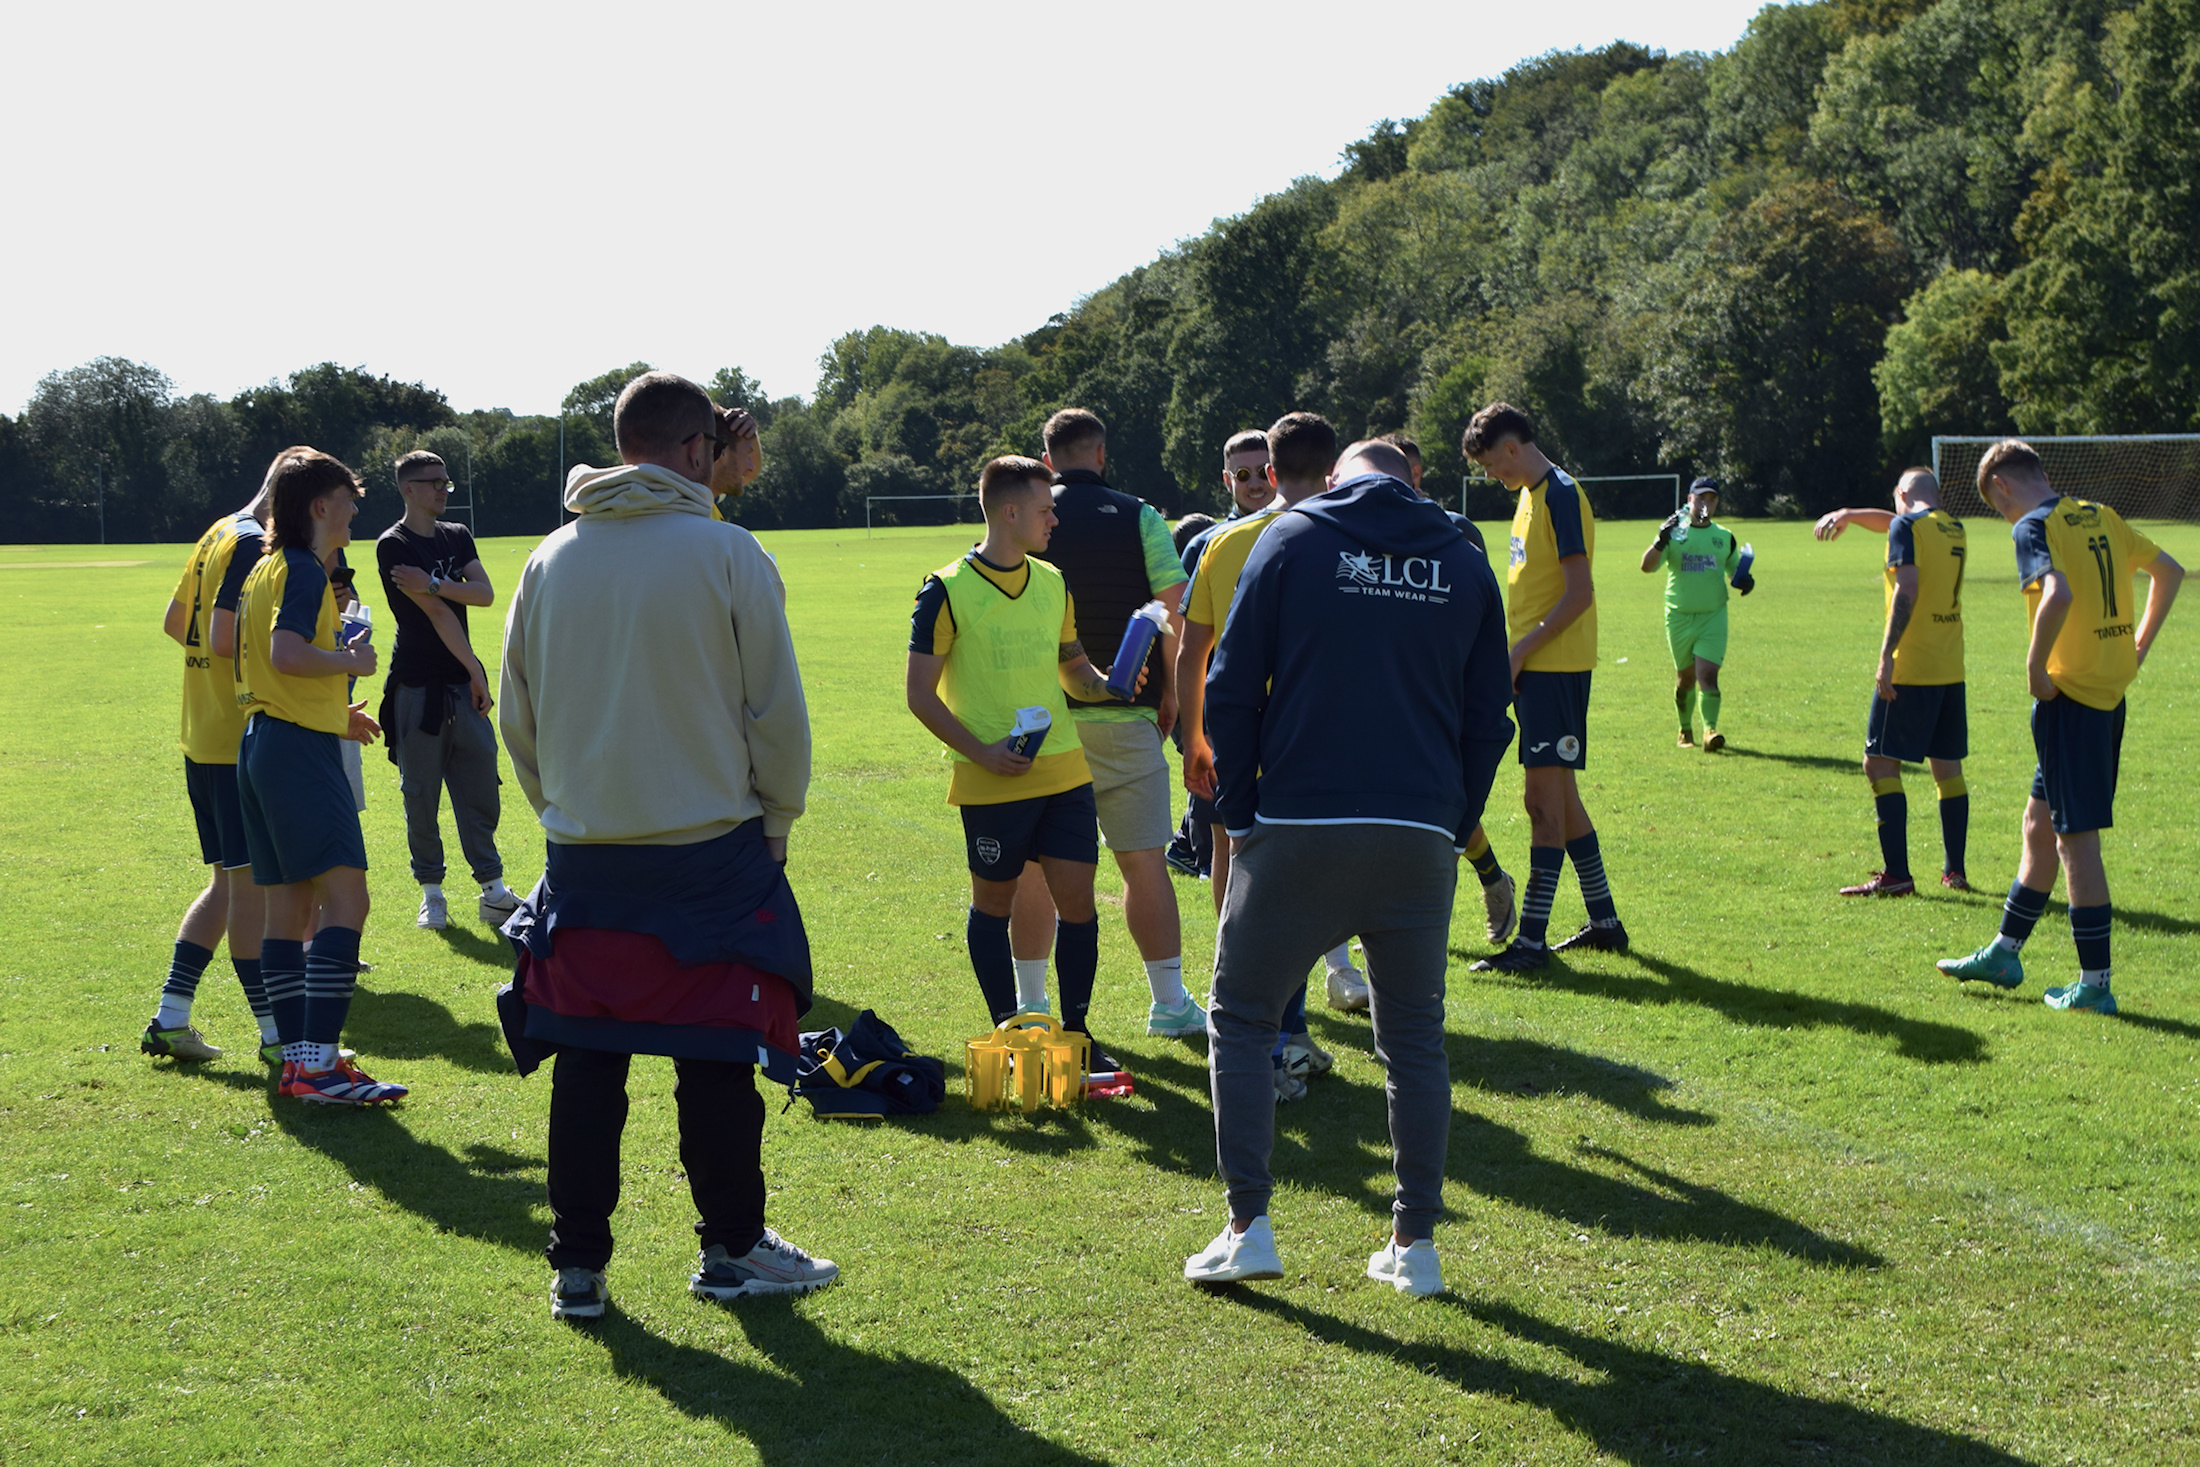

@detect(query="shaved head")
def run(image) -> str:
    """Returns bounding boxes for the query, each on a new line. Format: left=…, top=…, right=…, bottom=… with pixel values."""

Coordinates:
left=1895, top=467, right=1941, bottom=511
left=1334, top=439, right=1413, bottom=483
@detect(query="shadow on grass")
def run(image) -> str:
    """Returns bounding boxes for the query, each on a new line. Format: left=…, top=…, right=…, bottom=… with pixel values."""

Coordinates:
left=2113, top=1010, right=2200, bottom=1041
left=342, top=987, right=512, bottom=1073
left=1451, top=1036, right=1713, bottom=1126
left=269, top=1104, right=544, bottom=1253
left=1719, top=745, right=1868, bottom=774
left=431, top=924, right=520, bottom=967
left=1456, top=947, right=1988, bottom=1065
left=585, top=1297, right=1109, bottom=1466
left=1216, top=1291, right=2024, bottom=1466
left=2114, top=905, right=2200, bottom=938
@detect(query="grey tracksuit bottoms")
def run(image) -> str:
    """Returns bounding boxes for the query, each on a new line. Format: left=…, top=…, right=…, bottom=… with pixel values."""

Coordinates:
left=392, top=682, right=504, bottom=886
left=1208, top=821, right=1457, bottom=1239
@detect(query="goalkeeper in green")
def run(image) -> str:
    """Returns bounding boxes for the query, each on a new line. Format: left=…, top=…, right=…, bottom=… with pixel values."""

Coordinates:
left=1640, top=478, right=1752, bottom=750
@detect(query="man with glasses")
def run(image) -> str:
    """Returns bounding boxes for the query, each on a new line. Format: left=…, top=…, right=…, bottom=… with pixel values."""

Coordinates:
left=375, top=450, right=517, bottom=929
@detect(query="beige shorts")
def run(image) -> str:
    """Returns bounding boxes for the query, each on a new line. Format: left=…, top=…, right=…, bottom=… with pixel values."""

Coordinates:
left=1074, top=715, right=1173, bottom=853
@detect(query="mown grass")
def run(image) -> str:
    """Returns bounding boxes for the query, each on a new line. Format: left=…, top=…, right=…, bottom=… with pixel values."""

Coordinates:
left=2, top=517, right=2196, bottom=1465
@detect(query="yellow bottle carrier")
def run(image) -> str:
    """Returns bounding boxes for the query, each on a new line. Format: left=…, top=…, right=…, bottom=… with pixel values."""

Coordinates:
left=965, top=1013, right=1091, bottom=1112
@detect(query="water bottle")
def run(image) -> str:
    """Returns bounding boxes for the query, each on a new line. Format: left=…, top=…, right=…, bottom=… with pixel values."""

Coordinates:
left=1106, top=600, right=1170, bottom=701
left=1005, top=706, right=1051, bottom=759
left=339, top=600, right=372, bottom=647
left=1731, top=543, right=1754, bottom=587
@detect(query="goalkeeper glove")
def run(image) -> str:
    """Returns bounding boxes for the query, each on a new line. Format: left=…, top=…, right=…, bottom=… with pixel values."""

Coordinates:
left=1653, top=512, right=1682, bottom=550
left=1733, top=571, right=1756, bottom=596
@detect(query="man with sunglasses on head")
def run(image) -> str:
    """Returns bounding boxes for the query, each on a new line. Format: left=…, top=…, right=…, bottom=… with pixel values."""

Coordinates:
left=375, top=449, right=518, bottom=931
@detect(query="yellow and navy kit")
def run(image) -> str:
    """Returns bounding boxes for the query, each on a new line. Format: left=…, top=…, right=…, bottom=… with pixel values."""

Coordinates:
left=909, top=551, right=1091, bottom=805
left=2012, top=496, right=2162, bottom=710
left=1507, top=468, right=1597, bottom=671
left=173, top=511, right=265, bottom=762
left=236, top=545, right=352, bottom=736
left=1184, top=506, right=1282, bottom=632
left=1885, top=508, right=1967, bottom=685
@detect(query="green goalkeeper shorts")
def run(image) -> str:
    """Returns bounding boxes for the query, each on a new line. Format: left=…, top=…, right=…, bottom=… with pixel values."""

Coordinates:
left=1666, top=607, right=1729, bottom=669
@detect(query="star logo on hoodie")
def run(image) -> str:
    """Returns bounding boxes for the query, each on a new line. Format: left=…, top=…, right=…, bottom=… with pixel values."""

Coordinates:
left=1335, top=550, right=1381, bottom=586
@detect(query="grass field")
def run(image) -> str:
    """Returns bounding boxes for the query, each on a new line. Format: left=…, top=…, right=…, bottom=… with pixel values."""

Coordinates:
left=3, top=516, right=2197, bottom=1466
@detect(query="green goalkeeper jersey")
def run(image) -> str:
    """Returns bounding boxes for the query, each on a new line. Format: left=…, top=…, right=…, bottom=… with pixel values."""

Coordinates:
left=1659, top=521, right=1740, bottom=614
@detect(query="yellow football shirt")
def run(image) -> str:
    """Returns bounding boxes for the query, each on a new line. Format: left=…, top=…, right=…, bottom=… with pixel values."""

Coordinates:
left=1185, top=506, right=1283, bottom=631
left=173, top=511, right=265, bottom=762
left=236, top=545, right=353, bottom=736
left=1507, top=468, right=1597, bottom=672
left=909, top=552, right=1092, bottom=805
left=2012, top=497, right=2162, bottom=711
left=1884, top=508, right=1967, bottom=685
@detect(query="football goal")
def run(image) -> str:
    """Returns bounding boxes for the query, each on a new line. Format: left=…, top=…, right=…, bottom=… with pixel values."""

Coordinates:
left=865, top=494, right=981, bottom=537
left=1931, top=435, right=2200, bottom=522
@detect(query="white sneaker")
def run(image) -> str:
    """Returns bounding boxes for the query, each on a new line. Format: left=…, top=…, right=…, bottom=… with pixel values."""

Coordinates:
left=1482, top=870, right=1518, bottom=945
left=1324, top=963, right=1370, bottom=1012
left=1184, top=1216, right=1284, bottom=1283
left=690, top=1229, right=839, bottom=1299
left=1282, top=1032, right=1333, bottom=1077
left=1273, top=1054, right=1308, bottom=1104
left=479, top=887, right=522, bottom=928
left=416, top=890, right=448, bottom=930
left=1367, top=1237, right=1445, bottom=1296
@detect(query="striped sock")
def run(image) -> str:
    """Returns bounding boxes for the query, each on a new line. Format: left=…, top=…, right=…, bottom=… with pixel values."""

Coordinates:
left=1055, top=918, right=1099, bottom=1033
left=155, top=940, right=214, bottom=1028
left=1566, top=831, right=1620, bottom=925
left=231, top=957, right=275, bottom=1043
left=262, top=939, right=307, bottom=1046
left=1870, top=776, right=1909, bottom=881
left=2069, top=903, right=2111, bottom=984
left=967, top=908, right=1015, bottom=1022
left=301, top=927, right=361, bottom=1045
left=1518, top=846, right=1565, bottom=947
left=1996, top=882, right=2051, bottom=951
left=1936, top=776, right=1969, bottom=876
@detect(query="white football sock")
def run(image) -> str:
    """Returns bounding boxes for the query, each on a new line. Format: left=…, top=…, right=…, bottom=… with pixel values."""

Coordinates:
left=1144, top=956, right=1186, bottom=1007
left=1993, top=933, right=2023, bottom=953
left=2081, top=968, right=2111, bottom=990
left=154, top=1000, right=192, bottom=1030
left=422, top=883, right=444, bottom=899
left=1325, top=942, right=1356, bottom=974
left=1012, top=958, right=1050, bottom=1009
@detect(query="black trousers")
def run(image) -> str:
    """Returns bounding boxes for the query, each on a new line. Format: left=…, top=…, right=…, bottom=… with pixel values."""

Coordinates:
left=545, top=1046, right=767, bottom=1271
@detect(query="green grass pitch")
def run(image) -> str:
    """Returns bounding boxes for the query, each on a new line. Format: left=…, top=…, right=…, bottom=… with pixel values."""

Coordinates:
left=2, top=518, right=2196, bottom=1465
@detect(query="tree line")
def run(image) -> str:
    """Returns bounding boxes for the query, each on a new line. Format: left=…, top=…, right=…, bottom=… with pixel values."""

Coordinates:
left=6, top=0, right=2193, bottom=544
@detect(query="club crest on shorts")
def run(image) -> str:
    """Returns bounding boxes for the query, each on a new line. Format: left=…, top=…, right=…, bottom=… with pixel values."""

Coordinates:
left=974, top=837, right=1002, bottom=865
left=1557, top=735, right=1582, bottom=762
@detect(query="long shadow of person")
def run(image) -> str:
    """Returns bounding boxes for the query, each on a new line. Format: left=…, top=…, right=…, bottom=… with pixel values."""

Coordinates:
left=1454, top=947, right=1988, bottom=1065
left=1449, top=1035, right=1714, bottom=1126
left=1217, top=1290, right=2026, bottom=1466
left=433, top=924, right=522, bottom=968
left=1719, top=745, right=1874, bottom=775
left=342, top=987, right=513, bottom=1074
left=267, top=1104, right=544, bottom=1253
left=586, top=1297, right=1112, bottom=1466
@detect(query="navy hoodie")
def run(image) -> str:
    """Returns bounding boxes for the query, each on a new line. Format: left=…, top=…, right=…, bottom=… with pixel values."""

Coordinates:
left=1206, top=473, right=1514, bottom=845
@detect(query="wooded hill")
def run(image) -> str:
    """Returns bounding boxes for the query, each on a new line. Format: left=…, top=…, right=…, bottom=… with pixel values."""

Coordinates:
left=5, top=0, right=2193, bottom=541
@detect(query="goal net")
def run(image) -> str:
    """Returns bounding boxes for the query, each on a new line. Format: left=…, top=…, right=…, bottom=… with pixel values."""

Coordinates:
left=1931, top=435, right=2200, bottom=522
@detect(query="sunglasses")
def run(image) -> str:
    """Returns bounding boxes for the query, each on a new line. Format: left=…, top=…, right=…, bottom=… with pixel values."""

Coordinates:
left=1227, top=465, right=1269, bottom=483
left=686, top=430, right=729, bottom=461
left=403, top=478, right=455, bottom=491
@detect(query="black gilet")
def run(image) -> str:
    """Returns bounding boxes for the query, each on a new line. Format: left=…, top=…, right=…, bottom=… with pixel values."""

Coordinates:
left=1036, top=472, right=1163, bottom=711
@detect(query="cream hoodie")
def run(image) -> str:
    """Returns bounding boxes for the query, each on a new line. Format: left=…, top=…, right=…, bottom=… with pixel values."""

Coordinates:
left=499, top=462, right=809, bottom=845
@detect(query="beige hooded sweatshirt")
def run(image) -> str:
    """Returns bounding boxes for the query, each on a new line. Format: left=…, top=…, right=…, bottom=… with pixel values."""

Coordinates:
left=499, top=462, right=809, bottom=845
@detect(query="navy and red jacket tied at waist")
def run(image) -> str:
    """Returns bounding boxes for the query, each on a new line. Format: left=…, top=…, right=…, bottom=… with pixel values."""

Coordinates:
left=498, top=818, right=811, bottom=1082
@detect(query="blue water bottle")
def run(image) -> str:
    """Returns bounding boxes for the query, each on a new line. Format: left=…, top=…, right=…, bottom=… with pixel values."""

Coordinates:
left=1106, top=600, right=1169, bottom=702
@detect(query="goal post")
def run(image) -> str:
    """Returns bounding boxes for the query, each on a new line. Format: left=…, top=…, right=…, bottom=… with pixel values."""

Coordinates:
left=1460, top=472, right=1682, bottom=520
left=1931, top=434, right=2200, bottom=522
left=865, top=494, right=981, bottom=538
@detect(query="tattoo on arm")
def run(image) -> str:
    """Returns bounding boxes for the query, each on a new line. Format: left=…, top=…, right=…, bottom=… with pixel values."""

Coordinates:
left=1883, top=591, right=1914, bottom=657
left=1059, top=640, right=1084, bottom=664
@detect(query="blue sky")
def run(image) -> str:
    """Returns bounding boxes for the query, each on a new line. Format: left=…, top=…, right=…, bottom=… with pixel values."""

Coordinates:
left=0, top=0, right=1777, bottom=415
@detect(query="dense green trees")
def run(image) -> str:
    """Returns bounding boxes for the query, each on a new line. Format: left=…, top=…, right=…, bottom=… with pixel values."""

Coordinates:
left=6, top=1, right=2194, bottom=542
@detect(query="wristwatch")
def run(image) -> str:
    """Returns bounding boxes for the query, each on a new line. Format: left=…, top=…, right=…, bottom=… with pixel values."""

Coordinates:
left=428, top=574, right=443, bottom=596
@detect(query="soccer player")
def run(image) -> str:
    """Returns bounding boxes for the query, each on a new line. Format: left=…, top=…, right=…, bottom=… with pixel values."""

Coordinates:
left=1462, top=402, right=1627, bottom=971
left=1641, top=477, right=1752, bottom=752
left=1937, top=440, right=2183, bottom=1014
left=1814, top=468, right=1972, bottom=896
left=906, top=455, right=1138, bottom=1076
left=501, top=371, right=832, bottom=1318
left=375, top=451, right=517, bottom=931
left=1380, top=430, right=1517, bottom=943
left=1177, top=414, right=1348, bottom=1083
left=234, top=450, right=403, bottom=1104
left=1006, top=408, right=1200, bottom=1040
left=141, top=469, right=278, bottom=1062
left=1183, top=439, right=1512, bottom=1295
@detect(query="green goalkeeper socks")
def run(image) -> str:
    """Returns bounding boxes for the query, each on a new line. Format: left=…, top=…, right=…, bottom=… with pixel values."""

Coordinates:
left=1700, top=690, right=1722, bottom=729
left=1675, top=686, right=1696, bottom=734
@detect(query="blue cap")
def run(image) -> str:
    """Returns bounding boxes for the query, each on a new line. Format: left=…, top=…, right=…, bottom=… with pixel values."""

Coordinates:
left=1689, top=477, right=1720, bottom=493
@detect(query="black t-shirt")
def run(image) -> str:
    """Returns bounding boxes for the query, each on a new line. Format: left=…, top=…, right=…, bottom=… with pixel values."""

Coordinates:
left=376, top=520, right=480, bottom=686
